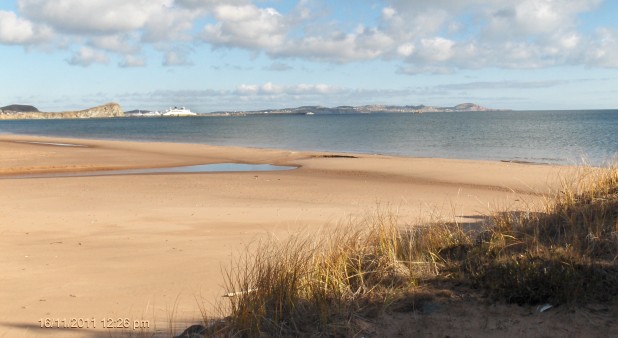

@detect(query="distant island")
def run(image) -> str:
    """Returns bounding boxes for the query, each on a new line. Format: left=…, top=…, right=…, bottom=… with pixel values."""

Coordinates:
left=0, top=102, right=506, bottom=120
left=205, top=102, right=505, bottom=116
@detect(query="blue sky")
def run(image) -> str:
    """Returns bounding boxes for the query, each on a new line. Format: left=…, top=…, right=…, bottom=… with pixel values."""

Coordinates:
left=1, top=0, right=618, bottom=112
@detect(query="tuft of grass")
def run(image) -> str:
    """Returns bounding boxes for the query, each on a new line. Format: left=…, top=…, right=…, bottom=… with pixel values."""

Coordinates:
left=217, top=211, right=469, bottom=337
left=467, top=165, right=618, bottom=304
left=207, top=165, right=618, bottom=337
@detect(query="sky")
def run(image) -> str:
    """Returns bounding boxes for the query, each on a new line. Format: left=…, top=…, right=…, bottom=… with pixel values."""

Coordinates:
left=1, top=0, right=618, bottom=113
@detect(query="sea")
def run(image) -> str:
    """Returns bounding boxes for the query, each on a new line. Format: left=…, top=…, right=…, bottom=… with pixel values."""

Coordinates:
left=1, top=110, right=617, bottom=166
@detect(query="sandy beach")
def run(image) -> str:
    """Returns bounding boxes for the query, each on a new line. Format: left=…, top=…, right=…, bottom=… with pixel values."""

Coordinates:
left=0, top=134, right=574, bottom=337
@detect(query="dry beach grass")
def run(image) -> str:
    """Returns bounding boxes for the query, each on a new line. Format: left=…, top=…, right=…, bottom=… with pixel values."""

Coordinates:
left=201, top=165, right=618, bottom=337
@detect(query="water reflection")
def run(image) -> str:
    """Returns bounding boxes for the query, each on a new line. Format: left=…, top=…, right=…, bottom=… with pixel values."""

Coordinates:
left=2, top=163, right=297, bottom=179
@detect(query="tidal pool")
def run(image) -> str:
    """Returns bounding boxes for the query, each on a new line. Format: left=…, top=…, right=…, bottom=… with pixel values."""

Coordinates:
left=2, top=163, right=297, bottom=179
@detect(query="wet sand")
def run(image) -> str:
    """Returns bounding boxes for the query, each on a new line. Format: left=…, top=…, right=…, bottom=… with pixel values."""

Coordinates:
left=0, top=134, right=571, bottom=337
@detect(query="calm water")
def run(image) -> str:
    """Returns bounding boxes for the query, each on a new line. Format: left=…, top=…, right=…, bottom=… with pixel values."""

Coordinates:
left=2, top=163, right=296, bottom=179
left=1, top=110, right=617, bottom=166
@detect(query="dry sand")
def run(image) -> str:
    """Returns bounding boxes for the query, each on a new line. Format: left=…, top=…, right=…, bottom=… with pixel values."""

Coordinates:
left=0, top=134, right=589, bottom=337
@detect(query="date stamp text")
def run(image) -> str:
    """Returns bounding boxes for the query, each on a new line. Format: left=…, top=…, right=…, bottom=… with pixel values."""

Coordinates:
left=39, top=317, right=150, bottom=330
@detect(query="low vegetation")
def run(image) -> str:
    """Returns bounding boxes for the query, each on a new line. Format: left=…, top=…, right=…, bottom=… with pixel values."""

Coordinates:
left=198, top=166, right=618, bottom=337
left=467, top=166, right=618, bottom=305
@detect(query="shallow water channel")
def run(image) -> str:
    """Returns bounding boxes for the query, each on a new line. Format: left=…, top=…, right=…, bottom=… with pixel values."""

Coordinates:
left=2, top=163, right=297, bottom=179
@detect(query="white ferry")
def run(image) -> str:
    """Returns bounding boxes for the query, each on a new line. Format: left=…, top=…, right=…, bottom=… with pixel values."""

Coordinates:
left=163, top=107, right=197, bottom=116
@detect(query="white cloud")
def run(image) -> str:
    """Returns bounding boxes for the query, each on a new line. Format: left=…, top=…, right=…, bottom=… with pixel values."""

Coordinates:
left=174, top=0, right=249, bottom=10
left=199, top=2, right=397, bottom=62
left=236, top=84, right=259, bottom=95
left=382, top=7, right=396, bottom=20
left=119, top=55, right=146, bottom=68
left=90, top=35, right=139, bottom=54
left=559, top=33, right=581, bottom=50
left=435, top=80, right=576, bottom=91
left=513, top=0, right=600, bottom=35
left=67, top=47, right=109, bottom=66
left=418, top=37, right=455, bottom=62
left=10, top=0, right=200, bottom=66
left=586, top=28, right=618, bottom=68
left=163, top=49, right=193, bottom=66
left=201, top=4, right=286, bottom=50
left=235, top=82, right=339, bottom=96
left=0, top=10, right=34, bottom=44
left=196, top=0, right=603, bottom=68
left=141, top=6, right=199, bottom=43
left=260, top=82, right=282, bottom=94
left=17, top=0, right=198, bottom=44
left=290, top=83, right=338, bottom=95
left=18, top=0, right=170, bottom=34
left=279, top=31, right=391, bottom=62
left=381, top=0, right=608, bottom=70
left=1, top=0, right=617, bottom=72
left=0, top=10, right=51, bottom=44
left=397, top=43, right=414, bottom=57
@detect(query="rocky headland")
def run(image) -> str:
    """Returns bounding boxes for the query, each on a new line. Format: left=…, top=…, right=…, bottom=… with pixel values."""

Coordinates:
left=0, top=102, right=125, bottom=120
left=0, top=104, right=39, bottom=113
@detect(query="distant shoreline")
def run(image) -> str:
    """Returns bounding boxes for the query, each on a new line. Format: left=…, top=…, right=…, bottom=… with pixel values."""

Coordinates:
left=1, top=102, right=507, bottom=120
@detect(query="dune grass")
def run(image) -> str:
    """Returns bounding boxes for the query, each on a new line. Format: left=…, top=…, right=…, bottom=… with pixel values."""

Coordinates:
left=467, top=165, right=618, bottom=304
left=214, top=212, right=461, bottom=337
left=200, top=165, right=618, bottom=337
